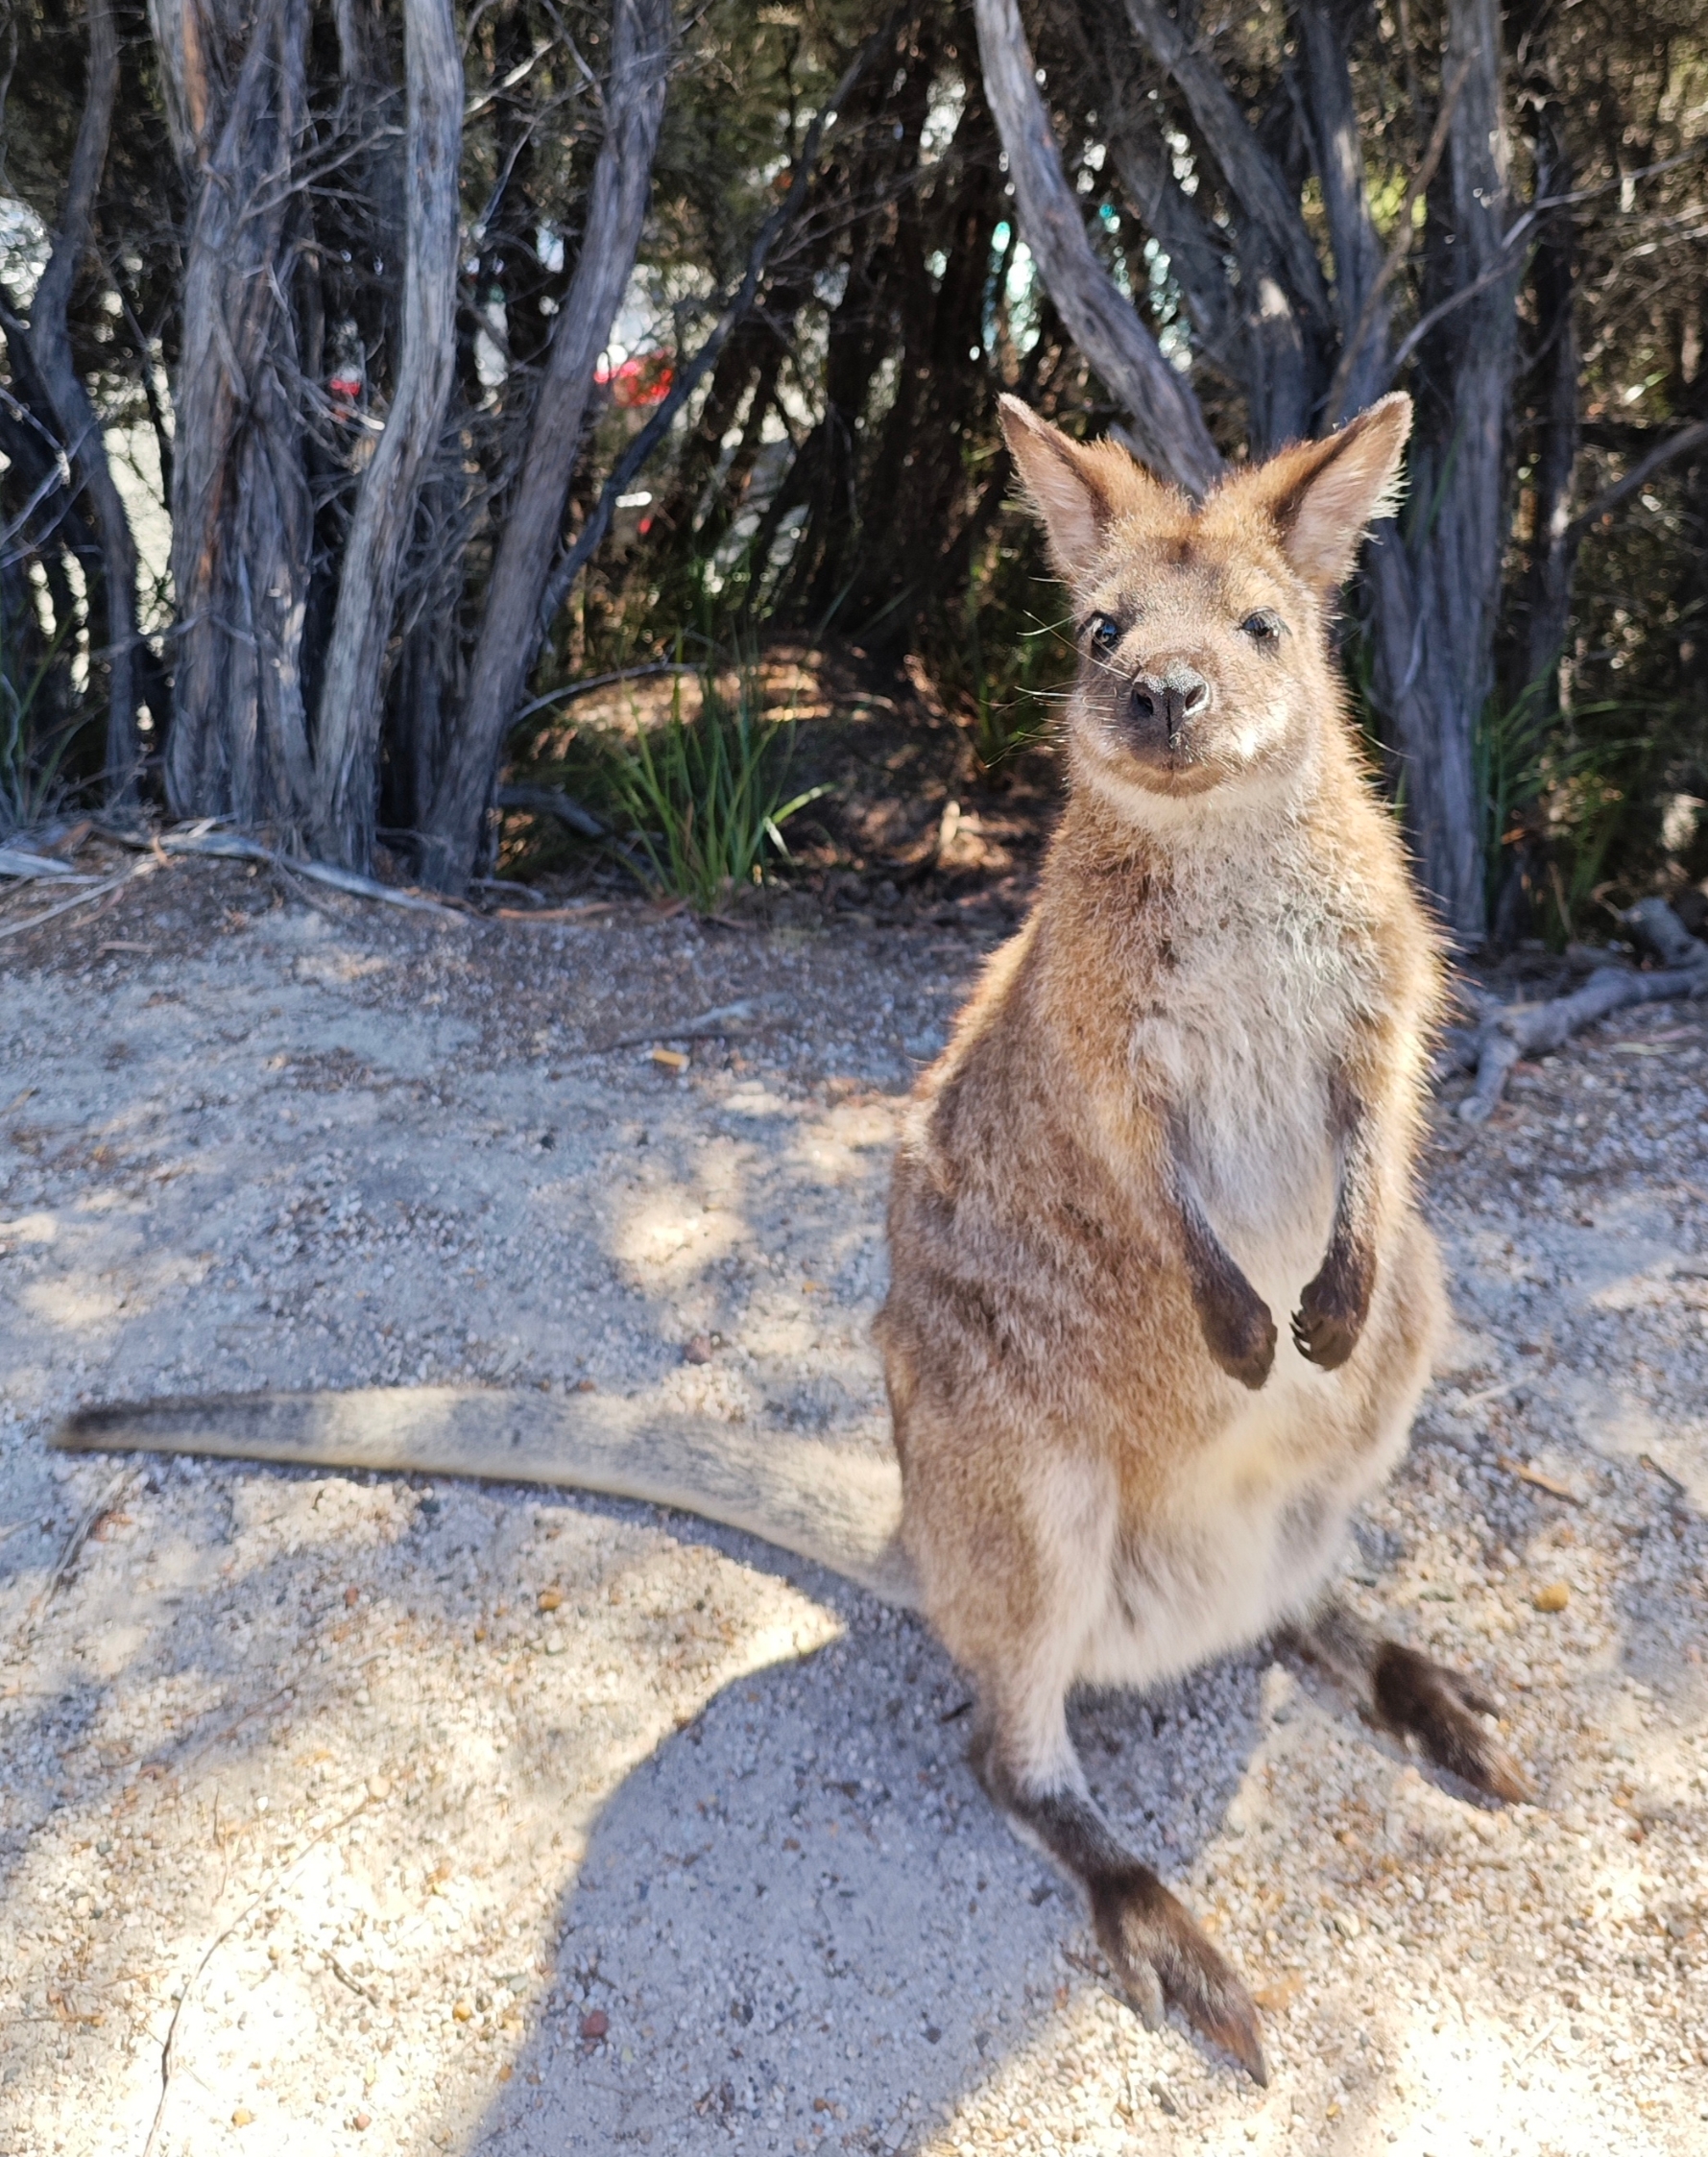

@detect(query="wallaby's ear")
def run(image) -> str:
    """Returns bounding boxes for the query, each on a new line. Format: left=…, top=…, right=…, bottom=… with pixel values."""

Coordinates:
left=998, top=395, right=1168, bottom=580
left=1246, top=393, right=1412, bottom=588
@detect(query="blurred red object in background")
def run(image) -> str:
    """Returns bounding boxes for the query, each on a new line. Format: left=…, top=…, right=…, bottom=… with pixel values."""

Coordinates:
left=596, top=350, right=674, bottom=408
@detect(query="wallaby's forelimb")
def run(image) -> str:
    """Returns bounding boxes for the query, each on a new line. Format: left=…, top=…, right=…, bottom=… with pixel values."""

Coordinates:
left=972, top=1724, right=1268, bottom=2084
left=1288, top=1594, right=1531, bottom=1803
left=1167, top=1130, right=1277, bottom=1390
left=54, top=1388, right=917, bottom=1609
left=1292, top=1070, right=1379, bottom=1371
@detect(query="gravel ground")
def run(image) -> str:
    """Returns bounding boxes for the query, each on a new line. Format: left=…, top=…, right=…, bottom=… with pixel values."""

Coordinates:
left=1, top=857, right=1705, bottom=2157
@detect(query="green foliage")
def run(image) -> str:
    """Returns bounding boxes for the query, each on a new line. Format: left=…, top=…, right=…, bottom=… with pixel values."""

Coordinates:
left=0, top=613, right=79, bottom=838
left=1474, top=671, right=1553, bottom=916
left=595, top=655, right=828, bottom=912
left=962, top=606, right=1064, bottom=778
left=930, top=523, right=1075, bottom=779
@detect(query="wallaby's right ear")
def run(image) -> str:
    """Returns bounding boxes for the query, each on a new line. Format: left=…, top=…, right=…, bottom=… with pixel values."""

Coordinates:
left=998, top=395, right=1165, bottom=581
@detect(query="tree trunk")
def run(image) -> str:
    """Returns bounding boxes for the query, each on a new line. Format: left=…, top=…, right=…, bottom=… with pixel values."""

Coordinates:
left=1363, top=0, right=1522, bottom=945
left=973, top=0, right=1222, bottom=494
left=1516, top=65, right=1580, bottom=703
left=156, top=0, right=316, bottom=836
left=417, top=0, right=675, bottom=895
left=25, top=0, right=144, bottom=805
left=311, top=0, right=463, bottom=873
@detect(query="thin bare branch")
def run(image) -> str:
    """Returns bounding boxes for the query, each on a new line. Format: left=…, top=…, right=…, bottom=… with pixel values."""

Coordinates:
left=1565, top=419, right=1708, bottom=542
left=1325, top=47, right=1473, bottom=423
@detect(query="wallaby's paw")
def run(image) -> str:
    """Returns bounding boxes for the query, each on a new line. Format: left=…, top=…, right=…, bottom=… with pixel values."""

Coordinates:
left=1373, top=1644, right=1532, bottom=1805
left=1200, top=1291, right=1277, bottom=1391
left=1291, top=1255, right=1370, bottom=1371
left=1089, top=1866, right=1268, bottom=2085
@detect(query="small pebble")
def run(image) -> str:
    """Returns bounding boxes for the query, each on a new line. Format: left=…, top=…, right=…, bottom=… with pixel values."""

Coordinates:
left=580, top=2009, right=609, bottom=2041
left=1534, top=1581, right=1571, bottom=1612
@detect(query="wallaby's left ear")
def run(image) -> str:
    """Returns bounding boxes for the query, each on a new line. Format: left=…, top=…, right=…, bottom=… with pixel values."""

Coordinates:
left=1247, top=393, right=1412, bottom=588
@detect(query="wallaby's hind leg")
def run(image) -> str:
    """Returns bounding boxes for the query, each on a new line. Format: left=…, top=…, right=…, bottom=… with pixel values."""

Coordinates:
left=1289, top=1594, right=1531, bottom=1804
left=970, top=1695, right=1268, bottom=2083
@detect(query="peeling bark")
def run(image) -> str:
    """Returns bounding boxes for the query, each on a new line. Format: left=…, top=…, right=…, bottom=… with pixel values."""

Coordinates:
left=25, top=0, right=144, bottom=804
left=311, top=0, right=463, bottom=873
left=418, top=0, right=676, bottom=895
left=972, top=0, right=1222, bottom=495
left=156, top=0, right=316, bottom=835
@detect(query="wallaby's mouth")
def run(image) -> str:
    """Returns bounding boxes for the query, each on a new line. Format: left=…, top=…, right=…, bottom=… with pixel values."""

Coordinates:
left=1117, top=723, right=1227, bottom=793
left=1115, top=664, right=1227, bottom=790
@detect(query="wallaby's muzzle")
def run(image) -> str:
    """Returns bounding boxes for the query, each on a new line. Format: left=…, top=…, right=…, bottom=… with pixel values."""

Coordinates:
left=1126, top=660, right=1214, bottom=759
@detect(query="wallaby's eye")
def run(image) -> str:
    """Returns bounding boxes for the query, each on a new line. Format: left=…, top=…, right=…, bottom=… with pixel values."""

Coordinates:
left=1087, top=614, right=1122, bottom=655
left=1240, top=610, right=1283, bottom=644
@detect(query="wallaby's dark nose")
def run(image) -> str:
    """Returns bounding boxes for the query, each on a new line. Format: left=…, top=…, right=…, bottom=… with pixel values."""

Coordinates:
left=1130, top=664, right=1212, bottom=739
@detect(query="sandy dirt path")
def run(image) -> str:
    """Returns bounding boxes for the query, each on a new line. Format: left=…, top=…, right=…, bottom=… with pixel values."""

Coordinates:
left=2, top=863, right=1705, bottom=2157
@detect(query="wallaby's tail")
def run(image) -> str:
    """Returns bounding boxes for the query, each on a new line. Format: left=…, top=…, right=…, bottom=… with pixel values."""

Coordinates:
left=53, top=1388, right=917, bottom=1609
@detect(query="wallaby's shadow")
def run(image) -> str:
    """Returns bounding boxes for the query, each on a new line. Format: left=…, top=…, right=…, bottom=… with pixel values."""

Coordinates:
left=460, top=1514, right=1267, bottom=2155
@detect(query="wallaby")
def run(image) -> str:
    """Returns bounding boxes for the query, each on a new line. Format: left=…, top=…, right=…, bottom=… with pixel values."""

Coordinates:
left=59, top=392, right=1528, bottom=2088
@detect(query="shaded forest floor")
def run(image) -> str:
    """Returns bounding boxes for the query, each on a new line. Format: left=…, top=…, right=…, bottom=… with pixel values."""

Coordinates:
left=494, top=638, right=1063, bottom=937
left=1, top=855, right=1706, bottom=2157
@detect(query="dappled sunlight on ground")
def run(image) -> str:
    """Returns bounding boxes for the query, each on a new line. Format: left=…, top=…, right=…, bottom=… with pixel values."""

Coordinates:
left=3, top=892, right=1706, bottom=2152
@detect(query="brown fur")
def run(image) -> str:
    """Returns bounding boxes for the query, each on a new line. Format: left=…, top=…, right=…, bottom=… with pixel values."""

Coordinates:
left=876, top=395, right=1527, bottom=2080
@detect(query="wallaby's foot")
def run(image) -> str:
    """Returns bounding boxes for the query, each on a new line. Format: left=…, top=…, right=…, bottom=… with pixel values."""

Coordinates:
left=1290, top=1597, right=1532, bottom=1805
left=1371, top=1643, right=1532, bottom=1804
left=972, top=1738, right=1268, bottom=2084
left=1086, top=1860, right=1268, bottom=2084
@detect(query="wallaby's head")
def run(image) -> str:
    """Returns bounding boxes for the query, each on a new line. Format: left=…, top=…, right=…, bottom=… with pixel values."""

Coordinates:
left=998, top=394, right=1411, bottom=827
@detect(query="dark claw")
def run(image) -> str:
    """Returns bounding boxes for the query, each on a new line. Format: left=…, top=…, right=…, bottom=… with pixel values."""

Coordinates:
left=1291, top=1277, right=1365, bottom=1371
left=1373, top=1644, right=1532, bottom=1804
left=1090, top=1866, right=1269, bottom=2084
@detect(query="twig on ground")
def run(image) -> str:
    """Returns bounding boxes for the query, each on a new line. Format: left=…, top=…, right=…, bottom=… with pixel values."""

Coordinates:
left=470, top=875, right=548, bottom=904
left=592, top=995, right=782, bottom=1052
left=496, top=900, right=619, bottom=922
left=141, top=1795, right=372, bottom=2157
left=0, top=844, right=91, bottom=881
left=1497, top=1455, right=1585, bottom=1505
left=1638, top=1452, right=1687, bottom=1503
left=494, top=782, right=609, bottom=841
left=0, top=860, right=155, bottom=941
left=31, top=1467, right=139, bottom=1616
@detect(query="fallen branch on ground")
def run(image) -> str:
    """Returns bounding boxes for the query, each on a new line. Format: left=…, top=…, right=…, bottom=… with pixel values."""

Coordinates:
left=32, top=1466, right=140, bottom=1616
left=1450, top=905, right=1708, bottom=1122
left=0, top=844, right=92, bottom=881
left=101, top=823, right=471, bottom=922
left=0, top=859, right=155, bottom=941
left=141, top=1794, right=373, bottom=2157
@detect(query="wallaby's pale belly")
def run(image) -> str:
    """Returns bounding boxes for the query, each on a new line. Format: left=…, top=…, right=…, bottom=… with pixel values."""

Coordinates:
left=1073, top=1354, right=1422, bottom=1691
left=1073, top=958, right=1432, bottom=1693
